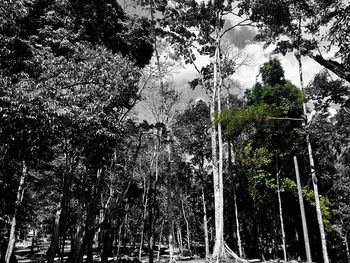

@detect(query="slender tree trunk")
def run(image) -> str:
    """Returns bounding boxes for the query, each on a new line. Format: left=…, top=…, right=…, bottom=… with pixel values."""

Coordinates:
left=296, top=15, right=329, bottom=262
left=181, top=200, right=191, bottom=252
left=217, top=61, right=225, bottom=258
left=297, top=51, right=329, bottom=263
left=47, top=209, right=61, bottom=263
left=168, top=234, right=174, bottom=263
left=344, top=234, right=350, bottom=263
left=117, top=213, right=127, bottom=257
left=60, top=231, right=67, bottom=263
left=276, top=171, right=287, bottom=261
left=166, top=130, right=175, bottom=262
left=5, top=159, right=27, bottom=263
left=156, top=220, right=164, bottom=262
left=177, top=226, right=183, bottom=254
left=233, top=191, right=242, bottom=257
left=211, top=42, right=224, bottom=259
left=228, top=142, right=243, bottom=257
left=201, top=186, right=210, bottom=259
left=293, top=156, right=312, bottom=262
left=68, top=191, right=85, bottom=263
left=47, top=153, right=71, bottom=263
left=139, top=183, right=149, bottom=260
left=70, top=219, right=85, bottom=263
left=101, top=218, right=111, bottom=263
left=148, top=174, right=154, bottom=263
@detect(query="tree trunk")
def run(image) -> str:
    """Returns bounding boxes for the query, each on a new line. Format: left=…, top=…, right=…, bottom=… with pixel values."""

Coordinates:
left=181, top=200, right=191, bottom=252
left=139, top=183, right=149, bottom=260
left=47, top=209, right=61, bottom=263
left=101, top=218, right=111, bottom=263
left=5, top=159, right=27, bottom=263
left=211, top=42, right=224, bottom=259
left=166, top=130, right=175, bottom=262
left=168, top=233, right=174, bottom=262
left=68, top=193, right=85, bottom=263
left=148, top=175, right=154, bottom=263
left=201, top=186, right=210, bottom=259
left=83, top=168, right=102, bottom=263
left=276, top=171, right=287, bottom=261
left=217, top=61, right=225, bottom=258
left=310, top=54, right=350, bottom=84
left=117, top=213, right=128, bottom=257
left=297, top=50, right=329, bottom=263
left=156, top=220, right=164, bottom=262
left=177, top=226, right=183, bottom=255
left=60, top=231, right=67, bottom=263
left=85, top=232, right=94, bottom=263
left=293, top=156, right=312, bottom=263
left=228, top=142, right=243, bottom=257
left=47, top=152, right=72, bottom=263
left=69, top=219, right=85, bottom=263
left=345, top=234, right=350, bottom=263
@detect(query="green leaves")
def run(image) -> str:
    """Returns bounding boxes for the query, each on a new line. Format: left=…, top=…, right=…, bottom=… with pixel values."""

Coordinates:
left=218, top=103, right=273, bottom=138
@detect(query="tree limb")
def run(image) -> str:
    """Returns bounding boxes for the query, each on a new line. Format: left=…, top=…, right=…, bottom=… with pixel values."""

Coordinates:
left=310, top=54, right=350, bottom=84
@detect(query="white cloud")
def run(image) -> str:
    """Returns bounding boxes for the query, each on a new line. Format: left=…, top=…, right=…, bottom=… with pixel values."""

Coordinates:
left=173, top=40, right=324, bottom=101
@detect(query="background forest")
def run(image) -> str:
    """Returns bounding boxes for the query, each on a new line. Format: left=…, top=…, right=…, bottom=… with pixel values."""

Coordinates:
left=0, top=1, right=349, bottom=263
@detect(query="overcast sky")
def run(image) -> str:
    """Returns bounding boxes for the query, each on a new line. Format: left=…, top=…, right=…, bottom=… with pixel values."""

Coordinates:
left=172, top=25, right=324, bottom=101
left=127, top=2, right=326, bottom=122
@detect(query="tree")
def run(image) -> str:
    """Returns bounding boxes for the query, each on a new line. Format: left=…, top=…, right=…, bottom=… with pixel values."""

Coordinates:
left=220, top=58, right=312, bottom=260
left=251, top=3, right=334, bottom=260
left=174, top=100, right=212, bottom=258
left=251, top=0, right=350, bottom=84
left=306, top=72, right=350, bottom=263
left=0, top=76, right=53, bottom=263
left=163, top=1, right=252, bottom=259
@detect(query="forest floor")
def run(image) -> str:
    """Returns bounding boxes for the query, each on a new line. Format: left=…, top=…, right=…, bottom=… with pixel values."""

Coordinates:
left=13, top=239, right=303, bottom=263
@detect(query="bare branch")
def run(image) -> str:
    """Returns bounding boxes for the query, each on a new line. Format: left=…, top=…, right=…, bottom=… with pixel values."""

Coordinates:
left=266, top=116, right=304, bottom=121
left=220, top=19, right=254, bottom=38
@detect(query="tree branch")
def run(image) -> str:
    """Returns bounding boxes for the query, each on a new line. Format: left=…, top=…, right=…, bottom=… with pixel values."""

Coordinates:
left=266, top=116, right=304, bottom=121
left=309, top=54, right=350, bottom=84
left=220, top=19, right=254, bottom=38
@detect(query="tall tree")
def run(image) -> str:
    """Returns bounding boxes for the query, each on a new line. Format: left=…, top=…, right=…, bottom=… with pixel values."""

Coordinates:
left=163, top=1, right=252, bottom=260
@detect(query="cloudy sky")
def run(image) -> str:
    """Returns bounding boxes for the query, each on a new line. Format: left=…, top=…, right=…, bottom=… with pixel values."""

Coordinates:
left=126, top=2, right=327, bottom=121
left=172, top=25, right=324, bottom=101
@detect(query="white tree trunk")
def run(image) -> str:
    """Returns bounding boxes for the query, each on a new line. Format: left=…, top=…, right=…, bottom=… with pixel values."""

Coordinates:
left=210, top=64, right=219, bottom=257
left=211, top=43, right=225, bottom=259
left=181, top=200, right=191, bottom=252
left=297, top=53, right=329, bottom=263
left=201, top=186, right=210, bottom=258
left=229, top=144, right=243, bottom=257
left=177, top=225, right=183, bottom=254
left=276, top=172, right=287, bottom=261
left=293, top=156, right=312, bottom=262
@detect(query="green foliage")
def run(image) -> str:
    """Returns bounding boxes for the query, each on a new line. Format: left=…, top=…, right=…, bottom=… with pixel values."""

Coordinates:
left=302, top=187, right=337, bottom=232
left=259, top=58, right=285, bottom=86
left=218, top=103, right=273, bottom=138
left=280, top=177, right=296, bottom=192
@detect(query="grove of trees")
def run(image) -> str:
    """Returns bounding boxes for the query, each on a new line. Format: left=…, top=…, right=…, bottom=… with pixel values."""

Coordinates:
left=0, top=1, right=349, bottom=263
